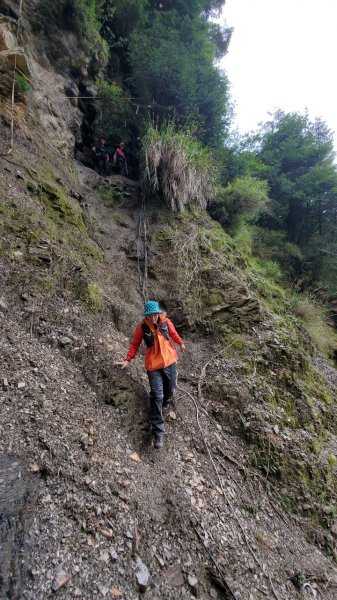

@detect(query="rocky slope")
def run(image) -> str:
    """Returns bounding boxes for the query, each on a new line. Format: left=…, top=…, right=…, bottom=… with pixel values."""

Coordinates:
left=1, top=2, right=337, bottom=599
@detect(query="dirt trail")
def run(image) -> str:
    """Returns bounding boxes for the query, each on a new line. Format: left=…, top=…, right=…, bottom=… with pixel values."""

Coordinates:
left=1, top=163, right=337, bottom=599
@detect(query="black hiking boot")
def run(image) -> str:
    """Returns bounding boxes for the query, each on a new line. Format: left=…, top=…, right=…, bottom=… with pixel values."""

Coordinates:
left=154, top=435, right=163, bottom=449
left=162, top=396, right=173, bottom=413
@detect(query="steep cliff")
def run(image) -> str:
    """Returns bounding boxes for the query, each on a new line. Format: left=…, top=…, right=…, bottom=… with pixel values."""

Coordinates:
left=1, top=2, right=337, bottom=599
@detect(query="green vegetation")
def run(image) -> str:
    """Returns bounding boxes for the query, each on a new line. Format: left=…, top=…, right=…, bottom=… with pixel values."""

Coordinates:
left=67, top=1, right=231, bottom=151
left=85, top=281, right=103, bottom=312
left=98, top=181, right=123, bottom=206
left=94, top=79, right=134, bottom=144
left=237, top=111, right=337, bottom=298
left=210, top=176, right=269, bottom=236
left=14, top=72, right=32, bottom=96
left=127, top=5, right=231, bottom=148
left=288, top=292, right=337, bottom=356
left=62, top=2, right=337, bottom=309
left=68, top=0, right=107, bottom=56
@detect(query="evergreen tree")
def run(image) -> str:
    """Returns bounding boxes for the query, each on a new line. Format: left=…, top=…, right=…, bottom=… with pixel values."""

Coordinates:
left=253, top=110, right=337, bottom=293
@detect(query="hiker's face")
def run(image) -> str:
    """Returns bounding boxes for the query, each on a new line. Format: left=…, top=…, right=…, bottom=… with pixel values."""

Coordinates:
left=147, top=313, right=159, bottom=323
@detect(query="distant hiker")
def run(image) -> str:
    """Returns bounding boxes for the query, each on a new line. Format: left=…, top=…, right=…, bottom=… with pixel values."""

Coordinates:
left=92, top=136, right=109, bottom=176
left=114, top=301, right=185, bottom=449
left=113, top=142, right=128, bottom=176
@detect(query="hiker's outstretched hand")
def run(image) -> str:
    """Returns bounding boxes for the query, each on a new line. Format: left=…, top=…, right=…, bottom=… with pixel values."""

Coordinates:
left=180, top=343, right=186, bottom=352
left=114, top=360, right=129, bottom=369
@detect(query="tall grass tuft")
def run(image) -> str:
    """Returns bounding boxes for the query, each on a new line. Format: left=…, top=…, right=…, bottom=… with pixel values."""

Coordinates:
left=289, top=291, right=337, bottom=356
left=142, top=122, right=216, bottom=212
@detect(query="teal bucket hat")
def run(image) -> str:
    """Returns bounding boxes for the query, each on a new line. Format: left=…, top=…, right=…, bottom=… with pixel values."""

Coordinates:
left=143, top=300, right=161, bottom=315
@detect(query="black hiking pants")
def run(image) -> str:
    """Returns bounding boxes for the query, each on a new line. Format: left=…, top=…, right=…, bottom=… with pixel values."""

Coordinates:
left=97, top=156, right=109, bottom=175
left=117, top=157, right=127, bottom=177
left=147, top=362, right=177, bottom=438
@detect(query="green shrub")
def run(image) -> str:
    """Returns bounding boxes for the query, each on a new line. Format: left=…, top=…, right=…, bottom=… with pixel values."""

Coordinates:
left=210, top=176, right=269, bottom=235
left=86, top=282, right=103, bottom=312
left=14, top=72, right=32, bottom=96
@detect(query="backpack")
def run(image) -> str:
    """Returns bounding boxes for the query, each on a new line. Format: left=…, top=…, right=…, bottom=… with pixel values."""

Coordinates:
left=141, top=320, right=170, bottom=348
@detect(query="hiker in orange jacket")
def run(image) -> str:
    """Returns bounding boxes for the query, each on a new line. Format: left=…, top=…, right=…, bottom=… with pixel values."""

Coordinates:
left=114, top=300, right=185, bottom=448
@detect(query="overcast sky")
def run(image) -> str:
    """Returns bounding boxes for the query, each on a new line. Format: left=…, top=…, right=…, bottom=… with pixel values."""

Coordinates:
left=221, top=0, right=337, bottom=147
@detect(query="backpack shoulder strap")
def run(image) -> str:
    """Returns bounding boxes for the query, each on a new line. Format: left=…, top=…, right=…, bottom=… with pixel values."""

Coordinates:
left=141, top=322, right=154, bottom=347
left=159, top=318, right=170, bottom=340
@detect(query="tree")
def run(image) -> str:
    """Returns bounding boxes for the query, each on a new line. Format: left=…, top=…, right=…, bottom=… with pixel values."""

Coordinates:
left=253, top=110, right=337, bottom=293
left=210, top=176, right=269, bottom=233
left=127, top=5, right=231, bottom=148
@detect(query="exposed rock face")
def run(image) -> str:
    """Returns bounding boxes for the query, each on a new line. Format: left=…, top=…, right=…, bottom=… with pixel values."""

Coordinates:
left=0, top=15, right=32, bottom=77
left=0, top=0, right=91, bottom=155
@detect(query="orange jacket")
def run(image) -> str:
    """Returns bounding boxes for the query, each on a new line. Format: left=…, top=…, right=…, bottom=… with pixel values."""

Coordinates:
left=125, top=314, right=183, bottom=371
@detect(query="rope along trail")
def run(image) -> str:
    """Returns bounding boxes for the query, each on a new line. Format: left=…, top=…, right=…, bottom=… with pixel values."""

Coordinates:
left=136, top=188, right=149, bottom=301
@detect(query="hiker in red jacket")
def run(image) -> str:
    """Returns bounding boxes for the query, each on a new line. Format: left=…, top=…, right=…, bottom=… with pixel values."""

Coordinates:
left=114, top=301, right=185, bottom=448
left=114, top=142, right=128, bottom=176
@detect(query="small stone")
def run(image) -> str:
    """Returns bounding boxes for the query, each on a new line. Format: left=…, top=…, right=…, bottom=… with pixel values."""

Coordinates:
left=0, top=298, right=8, bottom=312
left=74, top=589, right=82, bottom=597
left=30, top=464, right=40, bottom=473
left=273, top=424, right=280, bottom=434
left=169, top=411, right=177, bottom=420
left=109, top=548, right=118, bottom=561
left=135, top=557, right=150, bottom=592
left=98, top=584, right=109, bottom=596
left=101, top=551, right=110, bottom=563
left=162, top=565, right=184, bottom=588
left=59, top=336, right=73, bottom=346
left=84, top=476, right=92, bottom=485
left=2, top=378, right=9, bottom=389
left=331, top=520, right=337, bottom=535
left=187, top=574, right=199, bottom=596
left=163, top=549, right=172, bottom=561
left=52, top=569, right=71, bottom=591
left=154, top=551, right=165, bottom=567
left=210, top=587, right=218, bottom=599
left=18, top=381, right=25, bottom=389
left=110, top=588, right=123, bottom=597
left=125, top=531, right=133, bottom=539
left=129, top=452, right=141, bottom=462
left=87, top=536, right=95, bottom=546
left=322, top=505, right=334, bottom=514
left=100, top=529, right=113, bottom=539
